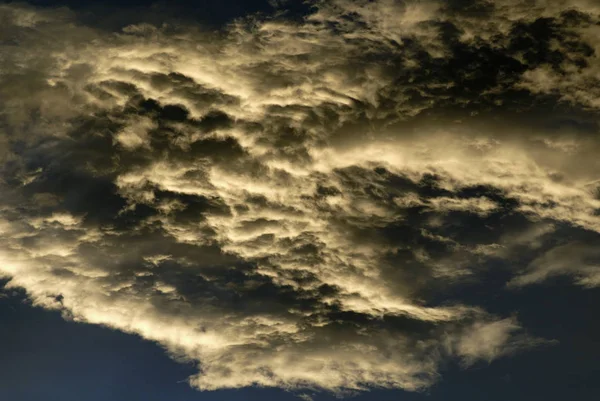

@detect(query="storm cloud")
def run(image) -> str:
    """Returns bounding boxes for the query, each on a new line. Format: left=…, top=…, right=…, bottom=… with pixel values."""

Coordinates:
left=1, top=0, right=599, bottom=395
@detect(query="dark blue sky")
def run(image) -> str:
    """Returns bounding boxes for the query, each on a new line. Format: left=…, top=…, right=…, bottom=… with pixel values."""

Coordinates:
left=6, top=0, right=311, bottom=30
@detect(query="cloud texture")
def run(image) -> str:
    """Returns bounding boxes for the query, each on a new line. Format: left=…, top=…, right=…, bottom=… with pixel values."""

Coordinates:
left=1, top=0, right=599, bottom=394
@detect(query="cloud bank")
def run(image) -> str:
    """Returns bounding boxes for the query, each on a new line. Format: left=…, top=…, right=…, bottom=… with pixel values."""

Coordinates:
left=1, top=0, right=599, bottom=394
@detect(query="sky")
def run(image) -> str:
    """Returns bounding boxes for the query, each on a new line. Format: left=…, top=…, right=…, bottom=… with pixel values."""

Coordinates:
left=0, top=0, right=599, bottom=400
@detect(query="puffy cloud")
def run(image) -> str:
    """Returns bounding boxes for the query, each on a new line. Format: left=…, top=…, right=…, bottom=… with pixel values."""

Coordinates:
left=1, top=0, right=599, bottom=395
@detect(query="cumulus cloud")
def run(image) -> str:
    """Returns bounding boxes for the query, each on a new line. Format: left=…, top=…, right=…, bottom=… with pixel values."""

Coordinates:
left=0, top=0, right=599, bottom=395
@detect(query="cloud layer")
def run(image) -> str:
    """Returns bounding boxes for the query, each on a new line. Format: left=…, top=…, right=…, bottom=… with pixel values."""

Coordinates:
left=1, top=0, right=599, bottom=394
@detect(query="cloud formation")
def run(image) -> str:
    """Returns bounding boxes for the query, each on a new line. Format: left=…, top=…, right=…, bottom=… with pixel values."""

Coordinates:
left=0, top=0, right=599, bottom=395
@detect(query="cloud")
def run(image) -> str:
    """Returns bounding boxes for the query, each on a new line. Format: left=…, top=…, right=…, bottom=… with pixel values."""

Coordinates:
left=0, top=0, right=598, bottom=395
left=449, top=317, right=556, bottom=366
left=509, top=240, right=600, bottom=288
